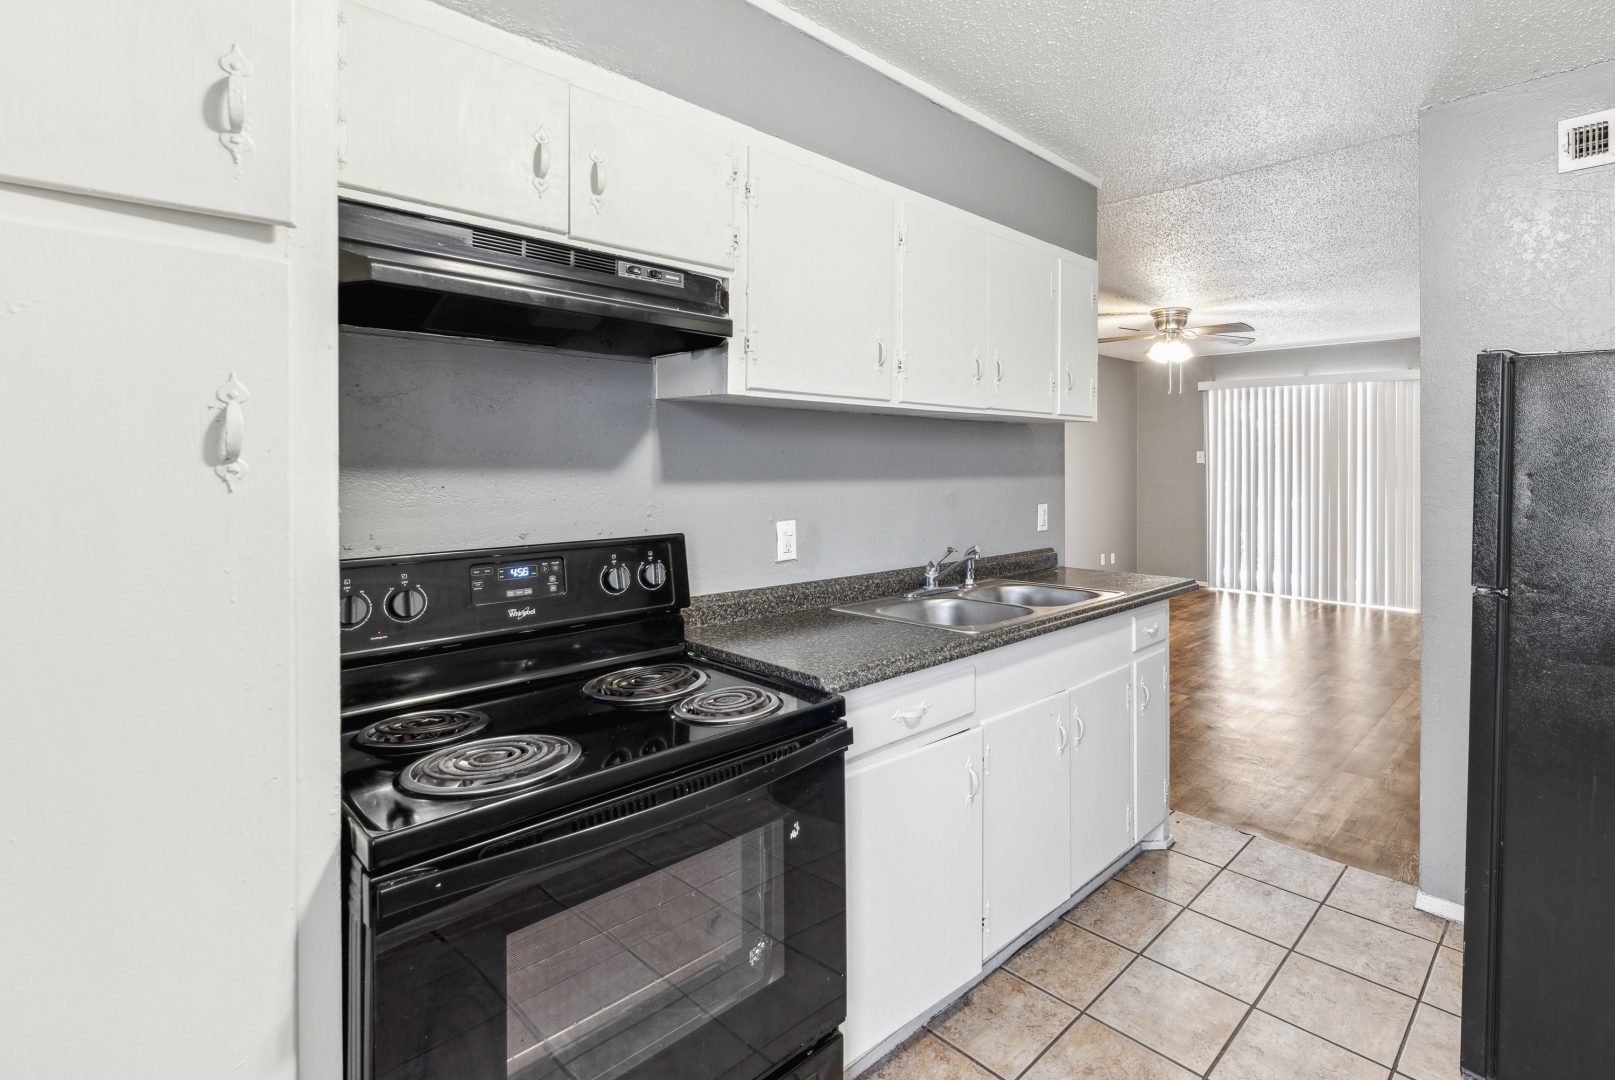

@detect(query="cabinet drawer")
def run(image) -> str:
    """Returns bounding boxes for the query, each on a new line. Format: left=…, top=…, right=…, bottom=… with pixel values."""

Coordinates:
left=1131, top=604, right=1169, bottom=651
left=844, top=665, right=975, bottom=758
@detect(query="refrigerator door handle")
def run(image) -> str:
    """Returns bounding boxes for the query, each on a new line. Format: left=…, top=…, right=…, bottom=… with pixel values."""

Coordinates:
left=1472, top=584, right=1509, bottom=598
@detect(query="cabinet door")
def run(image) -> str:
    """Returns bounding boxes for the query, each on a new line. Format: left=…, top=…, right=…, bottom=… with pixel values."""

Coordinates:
left=0, top=195, right=295, bottom=1074
left=1057, top=256, right=1099, bottom=420
left=568, top=87, right=737, bottom=269
left=896, top=203, right=989, bottom=409
left=988, top=234, right=1058, bottom=414
left=1134, top=646, right=1171, bottom=837
left=1070, top=665, right=1135, bottom=891
left=339, top=1, right=569, bottom=235
left=744, top=149, right=896, bottom=402
left=844, top=728, right=983, bottom=1062
left=982, top=694, right=1071, bottom=960
left=0, top=1, right=293, bottom=224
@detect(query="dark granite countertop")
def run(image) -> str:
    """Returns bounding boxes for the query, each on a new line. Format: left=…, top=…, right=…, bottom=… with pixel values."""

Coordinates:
left=684, top=562, right=1197, bottom=695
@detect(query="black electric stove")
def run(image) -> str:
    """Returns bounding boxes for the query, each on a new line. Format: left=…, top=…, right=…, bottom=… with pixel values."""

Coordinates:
left=340, top=535, right=849, bottom=1080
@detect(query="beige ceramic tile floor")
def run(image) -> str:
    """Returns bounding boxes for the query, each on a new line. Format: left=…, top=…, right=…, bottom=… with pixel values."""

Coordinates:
left=863, top=813, right=1463, bottom=1080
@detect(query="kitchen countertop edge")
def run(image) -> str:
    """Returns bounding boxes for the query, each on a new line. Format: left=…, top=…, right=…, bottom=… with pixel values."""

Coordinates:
left=685, top=568, right=1198, bottom=695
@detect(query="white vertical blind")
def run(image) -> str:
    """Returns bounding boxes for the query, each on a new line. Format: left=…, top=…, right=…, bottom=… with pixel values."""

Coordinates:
left=1205, top=379, right=1420, bottom=610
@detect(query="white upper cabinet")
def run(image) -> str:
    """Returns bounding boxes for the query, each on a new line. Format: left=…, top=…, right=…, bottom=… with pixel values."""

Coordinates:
left=896, top=203, right=990, bottom=410
left=1134, top=646, right=1171, bottom=837
left=743, top=148, right=896, bottom=402
left=0, top=1, right=293, bottom=225
left=981, top=694, right=1072, bottom=958
left=339, top=2, right=570, bottom=236
left=988, top=234, right=1059, bottom=414
left=1069, top=665, right=1135, bottom=892
left=567, top=88, right=738, bottom=270
left=1058, top=256, right=1099, bottom=420
left=844, top=728, right=983, bottom=1063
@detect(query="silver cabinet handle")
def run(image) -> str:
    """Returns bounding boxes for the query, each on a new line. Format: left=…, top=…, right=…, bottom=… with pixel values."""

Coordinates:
left=993, top=351, right=1003, bottom=384
left=893, top=701, right=930, bottom=728
left=1139, top=682, right=1151, bottom=709
left=1056, top=718, right=1068, bottom=756
left=966, top=755, right=980, bottom=804
left=1073, top=706, right=1086, bottom=747
left=972, top=348, right=982, bottom=383
left=590, top=149, right=607, bottom=195
left=875, top=333, right=886, bottom=370
left=1066, top=365, right=1074, bottom=391
left=1143, top=622, right=1160, bottom=639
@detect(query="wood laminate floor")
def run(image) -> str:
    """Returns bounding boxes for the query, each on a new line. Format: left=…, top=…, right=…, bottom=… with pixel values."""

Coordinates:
left=1168, top=589, right=1422, bottom=884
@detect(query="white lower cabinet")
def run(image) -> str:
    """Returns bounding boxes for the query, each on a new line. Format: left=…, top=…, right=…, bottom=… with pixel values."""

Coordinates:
left=842, top=608, right=1176, bottom=1069
left=982, top=693, right=1072, bottom=959
left=844, top=726, right=983, bottom=1063
left=1133, top=645, right=1171, bottom=837
left=1070, top=665, right=1136, bottom=891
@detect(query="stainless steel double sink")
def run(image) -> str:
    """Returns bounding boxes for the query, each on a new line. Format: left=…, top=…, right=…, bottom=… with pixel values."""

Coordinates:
left=833, top=579, right=1123, bottom=635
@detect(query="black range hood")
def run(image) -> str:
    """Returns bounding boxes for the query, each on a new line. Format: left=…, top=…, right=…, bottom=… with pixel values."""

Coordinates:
left=338, top=201, right=731, bottom=358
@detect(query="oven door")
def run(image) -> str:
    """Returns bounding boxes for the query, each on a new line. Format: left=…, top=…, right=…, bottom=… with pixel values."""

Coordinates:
left=350, top=729, right=848, bottom=1080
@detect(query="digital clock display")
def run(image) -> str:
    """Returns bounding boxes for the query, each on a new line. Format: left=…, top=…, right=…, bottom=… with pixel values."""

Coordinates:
left=503, top=564, right=535, bottom=580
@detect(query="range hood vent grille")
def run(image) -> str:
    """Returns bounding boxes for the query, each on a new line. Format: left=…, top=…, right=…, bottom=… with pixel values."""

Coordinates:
left=470, top=227, right=608, bottom=273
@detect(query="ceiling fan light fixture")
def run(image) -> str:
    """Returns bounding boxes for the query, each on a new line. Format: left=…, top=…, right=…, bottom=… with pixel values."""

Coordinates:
left=1147, top=336, right=1192, bottom=364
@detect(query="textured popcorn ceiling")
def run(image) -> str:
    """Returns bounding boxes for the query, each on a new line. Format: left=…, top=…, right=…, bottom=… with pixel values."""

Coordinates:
left=771, top=0, right=1615, bottom=350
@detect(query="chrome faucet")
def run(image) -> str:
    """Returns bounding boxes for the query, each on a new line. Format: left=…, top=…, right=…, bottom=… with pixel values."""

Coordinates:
left=909, top=545, right=982, bottom=597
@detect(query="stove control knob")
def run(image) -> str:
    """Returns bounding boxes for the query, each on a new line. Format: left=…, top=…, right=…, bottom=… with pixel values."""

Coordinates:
left=638, top=558, right=668, bottom=590
left=600, top=563, right=632, bottom=595
left=385, top=586, right=428, bottom=622
left=339, top=592, right=371, bottom=630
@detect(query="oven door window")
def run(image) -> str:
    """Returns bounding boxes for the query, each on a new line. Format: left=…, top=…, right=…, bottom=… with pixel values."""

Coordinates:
left=364, top=755, right=845, bottom=1080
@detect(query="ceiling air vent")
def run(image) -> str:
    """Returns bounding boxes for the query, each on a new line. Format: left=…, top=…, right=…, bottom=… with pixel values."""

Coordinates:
left=1558, top=108, right=1614, bottom=173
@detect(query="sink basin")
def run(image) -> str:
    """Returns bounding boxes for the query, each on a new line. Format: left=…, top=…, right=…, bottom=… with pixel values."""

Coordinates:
left=833, top=578, right=1124, bottom=634
left=867, top=596, right=1034, bottom=628
left=960, top=583, right=1106, bottom=607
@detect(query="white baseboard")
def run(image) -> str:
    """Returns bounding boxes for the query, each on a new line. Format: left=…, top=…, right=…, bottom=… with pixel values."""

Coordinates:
left=1415, top=890, right=1464, bottom=923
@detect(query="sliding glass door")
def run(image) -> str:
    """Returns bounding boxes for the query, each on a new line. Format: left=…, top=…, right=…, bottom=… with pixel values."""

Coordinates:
left=1205, top=377, right=1420, bottom=610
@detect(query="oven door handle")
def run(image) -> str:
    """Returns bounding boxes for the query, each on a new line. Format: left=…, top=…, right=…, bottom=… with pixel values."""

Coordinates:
left=375, top=725, right=852, bottom=926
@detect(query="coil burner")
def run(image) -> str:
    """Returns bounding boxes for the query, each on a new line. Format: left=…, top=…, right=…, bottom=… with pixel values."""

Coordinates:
left=672, top=686, right=784, bottom=725
left=353, top=709, right=490, bottom=751
left=397, top=734, right=582, bottom=798
left=583, top=663, right=708, bottom=706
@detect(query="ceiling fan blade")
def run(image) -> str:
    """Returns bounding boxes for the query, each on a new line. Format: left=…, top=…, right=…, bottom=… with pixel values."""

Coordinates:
left=1098, top=332, right=1157, bottom=343
left=1201, top=334, right=1256, bottom=346
left=1185, top=321, right=1255, bottom=337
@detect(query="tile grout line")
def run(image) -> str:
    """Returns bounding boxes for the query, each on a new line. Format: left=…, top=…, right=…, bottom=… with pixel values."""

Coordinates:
left=1390, top=921, right=1448, bottom=1075
left=1201, top=860, right=1349, bottom=1077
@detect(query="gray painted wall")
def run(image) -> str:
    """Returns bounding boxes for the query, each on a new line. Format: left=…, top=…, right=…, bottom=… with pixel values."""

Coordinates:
left=1418, top=61, right=1615, bottom=906
left=1131, top=338, right=1423, bottom=581
left=442, top=0, right=1097, bottom=256
left=1064, top=355, right=1138, bottom=570
left=340, top=331, right=1066, bottom=594
left=1135, top=360, right=1207, bottom=580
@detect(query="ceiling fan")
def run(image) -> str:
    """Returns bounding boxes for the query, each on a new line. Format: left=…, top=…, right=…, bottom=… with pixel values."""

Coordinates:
left=1100, top=307, right=1256, bottom=363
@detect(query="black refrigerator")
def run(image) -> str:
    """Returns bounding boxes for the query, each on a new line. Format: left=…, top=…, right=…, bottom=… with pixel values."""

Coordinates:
left=1464, top=348, right=1615, bottom=1079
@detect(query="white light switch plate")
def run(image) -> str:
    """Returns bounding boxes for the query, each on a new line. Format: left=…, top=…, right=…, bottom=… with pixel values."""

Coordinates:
left=1196, top=450, right=1206, bottom=464
left=1036, top=503, right=1049, bottom=531
left=775, top=519, right=797, bottom=562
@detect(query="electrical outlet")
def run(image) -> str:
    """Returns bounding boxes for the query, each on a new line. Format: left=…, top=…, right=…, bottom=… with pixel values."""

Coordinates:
left=775, top=519, right=797, bottom=562
left=1110, top=552, right=1117, bottom=564
left=1036, top=503, right=1049, bottom=531
left=1098, top=553, right=1107, bottom=566
left=1196, top=450, right=1206, bottom=464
